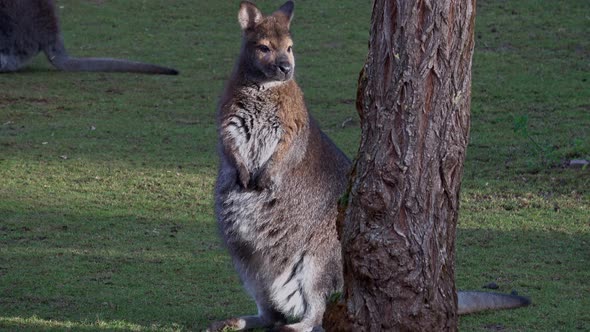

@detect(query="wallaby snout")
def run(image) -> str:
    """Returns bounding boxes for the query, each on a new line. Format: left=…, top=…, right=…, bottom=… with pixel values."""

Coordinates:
left=277, top=57, right=292, bottom=76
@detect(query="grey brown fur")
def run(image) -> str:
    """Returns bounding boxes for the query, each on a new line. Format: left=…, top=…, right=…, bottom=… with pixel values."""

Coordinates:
left=210, top=2, right=529, bottom=331
left=0, top=0, right=178, bottom=74
left=458, top=291, right=531, bottom=315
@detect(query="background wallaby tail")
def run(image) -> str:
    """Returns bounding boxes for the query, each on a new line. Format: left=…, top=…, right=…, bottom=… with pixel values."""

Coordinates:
left=458, top=291, right=531, bottom=315
left=45, top=39, right=178, bottom=75
left=50, top=56, right=178, bottom=75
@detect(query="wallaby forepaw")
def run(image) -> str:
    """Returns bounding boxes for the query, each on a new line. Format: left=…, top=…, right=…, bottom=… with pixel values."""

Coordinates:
left=253, top=172, right=274, bottom=191
left=238, top=169, right=251, bottom=189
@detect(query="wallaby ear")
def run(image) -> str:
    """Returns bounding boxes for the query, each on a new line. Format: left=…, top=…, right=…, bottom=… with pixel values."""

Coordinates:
left=276, top=1, right=294, bottom=24
left=238, top=1, right=263, bottom=30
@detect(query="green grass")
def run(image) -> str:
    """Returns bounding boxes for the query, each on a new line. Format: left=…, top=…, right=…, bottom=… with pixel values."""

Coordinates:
left=0, top=0, right=588, bottom=331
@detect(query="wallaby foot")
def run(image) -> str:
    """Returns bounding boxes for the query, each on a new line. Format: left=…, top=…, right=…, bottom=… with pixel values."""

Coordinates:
left=206, top=315, right=267, bottom=331
left=206, top=317, right=242, bottom=331
left=207, top=311, right=287, bottom=332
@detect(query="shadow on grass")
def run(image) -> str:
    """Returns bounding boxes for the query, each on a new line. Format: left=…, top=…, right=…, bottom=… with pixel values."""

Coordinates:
left=3, top=207, right=585, bottom=331
left=0, top=204, right=246, bottom=331
left=0, top=315, right=181, bottom=331
left=456, top=227, right=589, bottom=331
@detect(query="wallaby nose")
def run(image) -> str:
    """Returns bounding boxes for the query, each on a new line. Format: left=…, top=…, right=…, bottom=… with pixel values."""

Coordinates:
left=278, top=62, right=292, bottom=75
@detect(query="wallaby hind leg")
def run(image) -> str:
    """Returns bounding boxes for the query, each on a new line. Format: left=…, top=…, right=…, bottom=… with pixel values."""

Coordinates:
left=0, top=54, right=27, bottom=73
left=277, top=284, right=329, bottom=332
left=43, top=36, right=69, bottom=69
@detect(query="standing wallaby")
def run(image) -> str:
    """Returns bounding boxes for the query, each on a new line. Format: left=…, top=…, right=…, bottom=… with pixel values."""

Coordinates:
left=210, top=2, right=530, bottom=331
left=0, top=0, right=178, bottom=74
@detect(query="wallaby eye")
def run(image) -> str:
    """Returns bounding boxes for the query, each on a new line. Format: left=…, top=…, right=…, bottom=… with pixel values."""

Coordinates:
left=257, top=45, right=271, bottom=53
left=287, top=46, right=293, bottom=53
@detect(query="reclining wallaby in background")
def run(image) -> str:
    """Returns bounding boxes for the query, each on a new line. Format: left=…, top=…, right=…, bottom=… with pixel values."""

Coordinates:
left=0, top=0, right=178, bottom=74
left=210, top=1, right=530, bottom=331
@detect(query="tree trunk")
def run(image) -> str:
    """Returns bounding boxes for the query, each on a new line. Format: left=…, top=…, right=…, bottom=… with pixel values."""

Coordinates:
left=323, top=0, right=476, bottom=331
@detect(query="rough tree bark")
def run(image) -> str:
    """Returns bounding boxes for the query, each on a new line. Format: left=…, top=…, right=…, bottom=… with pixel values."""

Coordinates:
left=323, top=0, right=476, bottom=331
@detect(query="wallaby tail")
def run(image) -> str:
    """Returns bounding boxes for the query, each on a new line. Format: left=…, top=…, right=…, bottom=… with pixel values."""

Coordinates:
left=458, top=291, right=531, bottom=315
left=44, top=39, right=178, bottom=75
left=50, top=56, right=178, bottom=75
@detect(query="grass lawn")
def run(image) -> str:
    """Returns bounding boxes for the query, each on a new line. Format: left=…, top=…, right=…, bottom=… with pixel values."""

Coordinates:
left=1, top=0, right=588, bottom=331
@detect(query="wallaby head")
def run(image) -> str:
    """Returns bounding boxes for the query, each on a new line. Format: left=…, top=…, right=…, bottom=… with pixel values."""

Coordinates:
left=237, top=1, right=295, bottom=85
